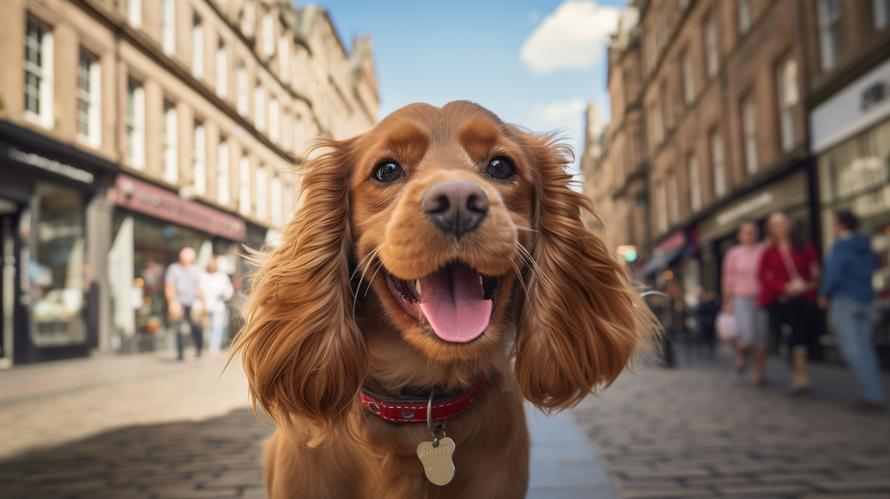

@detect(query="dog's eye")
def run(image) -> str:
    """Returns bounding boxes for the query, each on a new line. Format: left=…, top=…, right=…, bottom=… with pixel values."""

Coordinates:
left=372, top=160, right=405, bottom=183
left=485, top=157, right=516, bottom=180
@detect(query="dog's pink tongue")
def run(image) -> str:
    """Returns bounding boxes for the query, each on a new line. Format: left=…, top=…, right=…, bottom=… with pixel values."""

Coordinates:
left=420, top=265, right=492, bottom=343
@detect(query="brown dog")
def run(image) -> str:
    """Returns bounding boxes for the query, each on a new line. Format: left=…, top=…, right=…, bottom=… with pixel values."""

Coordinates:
left=236, top=101, right=652, bottom=498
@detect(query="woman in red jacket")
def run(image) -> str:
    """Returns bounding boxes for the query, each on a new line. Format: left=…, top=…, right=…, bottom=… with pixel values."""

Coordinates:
left=758, top=211, right=821, bottom=396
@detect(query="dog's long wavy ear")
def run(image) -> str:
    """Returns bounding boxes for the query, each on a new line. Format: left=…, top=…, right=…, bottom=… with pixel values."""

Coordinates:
left=513, top=131, right=654, bottom=411
left=234, top=138, right=365, bottom=434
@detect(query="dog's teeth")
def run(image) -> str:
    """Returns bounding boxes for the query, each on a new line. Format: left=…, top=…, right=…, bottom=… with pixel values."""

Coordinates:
left=414, top=279, right=422, bottom=297
left=478, top=275, right=484, bottom=288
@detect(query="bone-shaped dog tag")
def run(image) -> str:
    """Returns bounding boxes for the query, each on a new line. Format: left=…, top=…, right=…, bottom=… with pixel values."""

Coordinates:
left=416, top=437, right=456, bottom=486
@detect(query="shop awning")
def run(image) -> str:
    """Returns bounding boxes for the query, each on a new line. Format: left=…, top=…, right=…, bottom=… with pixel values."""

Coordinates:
left=637, top=247, right=684, bottom=278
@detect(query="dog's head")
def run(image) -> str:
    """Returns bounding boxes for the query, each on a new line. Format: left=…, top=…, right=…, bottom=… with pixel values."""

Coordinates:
left=237, top=101, right=651, bottom=429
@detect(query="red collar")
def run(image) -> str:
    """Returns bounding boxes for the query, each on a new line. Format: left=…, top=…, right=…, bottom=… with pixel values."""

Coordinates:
left=359, top=377, right=487, bottom=424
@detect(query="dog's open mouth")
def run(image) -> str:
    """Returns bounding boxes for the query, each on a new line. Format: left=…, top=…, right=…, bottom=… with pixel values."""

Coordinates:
left=384, top=262, right=501, bottom=343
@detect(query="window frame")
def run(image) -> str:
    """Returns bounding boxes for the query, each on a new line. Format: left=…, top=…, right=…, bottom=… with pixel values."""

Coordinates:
left=192, top=120, right=207, bottom=195
left=126, top=76, right=145, bottom=168
left=709, top=128, right=727, bottom=198
left=217, top=138, right=230, bottom=205
left=24, top=15, right=54, bottom=129
left=76, top=47, right=101, bottom=148
left=191, top=15, right=204, bottom=78
left=161, top=0, right=175, bottom=54
left=741, top=93, right=758, bottom=175
left=162, top=99, right=178, bottom=183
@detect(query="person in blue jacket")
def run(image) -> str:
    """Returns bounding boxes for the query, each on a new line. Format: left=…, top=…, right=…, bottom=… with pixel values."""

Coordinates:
left=820, top=210, right=884, bottom=411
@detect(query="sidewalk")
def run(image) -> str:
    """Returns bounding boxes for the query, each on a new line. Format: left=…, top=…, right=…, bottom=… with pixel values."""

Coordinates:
left=0, top=353, right=617, bottom=498
left=571, top=348, right=890, bottom=499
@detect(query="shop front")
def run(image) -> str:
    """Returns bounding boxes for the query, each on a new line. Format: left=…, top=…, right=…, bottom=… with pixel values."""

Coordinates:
left=0, top=121, right=115, bottom=366
left=696, top=169, right=813, bottom=297
left=108, top=174, right=248, bottom=354
left=811, top=57, right=890, bottom=367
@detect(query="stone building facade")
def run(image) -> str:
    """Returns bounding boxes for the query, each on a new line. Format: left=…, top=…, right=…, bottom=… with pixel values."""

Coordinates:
left=0, top=0, right=379, bottom=365
left=588, top=0, right=890, bottom=360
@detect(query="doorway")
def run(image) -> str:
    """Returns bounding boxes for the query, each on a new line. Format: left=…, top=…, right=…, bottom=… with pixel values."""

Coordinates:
left=0, top=198, right=20, bottom=368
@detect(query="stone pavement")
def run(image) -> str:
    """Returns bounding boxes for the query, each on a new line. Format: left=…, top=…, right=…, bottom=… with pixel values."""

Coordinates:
left=572, top=351, right=890, bottom=499
left=0, top=352, right=616, bottom=498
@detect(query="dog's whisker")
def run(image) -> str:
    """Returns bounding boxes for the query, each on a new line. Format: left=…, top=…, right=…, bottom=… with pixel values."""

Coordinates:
left=352, top=247, right=381, bottom=312
left=510, top=257, right=529, bottom=298
left=362, top=259, right=386, bottom=298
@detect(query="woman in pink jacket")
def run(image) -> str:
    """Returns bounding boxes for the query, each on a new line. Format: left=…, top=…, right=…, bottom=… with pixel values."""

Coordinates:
left=722, top=222, right=769, bottom=385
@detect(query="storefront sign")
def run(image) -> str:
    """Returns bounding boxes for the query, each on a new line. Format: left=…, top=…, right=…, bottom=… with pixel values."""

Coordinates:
left=112, top=175, right=246, bottom=241
left=715, top=192, right=774, bottom=228
left=811, top=58, right=890, bottom=153
left=698, top=171, right=808, bottom=244
left=8, top=147, right=95, bottom=184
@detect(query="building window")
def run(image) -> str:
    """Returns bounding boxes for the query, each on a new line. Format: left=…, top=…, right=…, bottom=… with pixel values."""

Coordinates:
left=282, top=113, right=292, bottom=152
left=657, top=183, right=668, bottom=233
left=876, top=0, right=890, bottom=28
left=239, top=155, right=251, bottom=215
left=776, top=56, right=799, bottom=153
left=741, top=93, right=758, bottom=175
left=215, top=39, right=228, bottom=97
left=193, top=121, right=206, bottom=195
left=240, top=2, right=255, bottom=36
left=650, top=104, right=663, bottom=148
left=24, top=15, right=54, bottom=129
left=283, top=179, right=295, bottom=223
left=709, top=128, right=727, bottom=197
left=661, top=82, right=674, bottom=131
left=704, top=15, right=719, bottom=78
left=818, top=0, right=841, bottom=70
left=278, top=36, right=290, bottom=82
left=126, top=77, right=145, bottom=168
left=162, top=100, right=178, bottom=183
left=236, top=65, right=248, bottom=114
left=269, top=98, right=280, bottom=143
left=738, top=0, right=751, bottom=34
left=254, top=82, right=265, bottom=130
left=271, top=175, right=282, bottom=227
left=161, top=0, right=175, bottom=54
left=127, top=0, right=141, bottom=27
left=688, top=155, right=701, bottom=212
left=256, top=165, right=267, bottom=219
left=262, top=13, right=274, bottom=56
left=32, top=183, right=86, bottom=345
left=217, top=139, right=230, bottom=205
left=667, top=172, right=679, bottom=224
left=76, top=48, right=101, bottom=147
left=682, top=51, right=695, bottom=105
left=192, top=15, right=204, bottom=78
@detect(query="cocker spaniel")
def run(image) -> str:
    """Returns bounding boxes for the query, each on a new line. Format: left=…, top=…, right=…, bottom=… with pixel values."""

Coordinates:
left=236, top=101, right=651, bottom=498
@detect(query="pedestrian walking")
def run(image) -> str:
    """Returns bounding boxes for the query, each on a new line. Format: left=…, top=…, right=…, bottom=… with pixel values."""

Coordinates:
left=695, top=288, right=720, bottom=358
left=165, top=247, right=204, bottom=360
left=722, top=222, right=770, bottom=385
left=820, top=210, right=884, bottom=411
left=758, top=212, right=821, bottom=396
left=201, top=255, right=234, bottom=355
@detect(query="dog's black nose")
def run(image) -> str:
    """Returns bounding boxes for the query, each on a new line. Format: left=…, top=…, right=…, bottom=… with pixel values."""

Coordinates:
left=421, top=180, right=489, bottom=239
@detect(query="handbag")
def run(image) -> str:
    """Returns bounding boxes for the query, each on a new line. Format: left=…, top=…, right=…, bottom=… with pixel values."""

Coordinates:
left=716, top=312, right=739, bottom=342
left=778, top=247, right=807, bottom=296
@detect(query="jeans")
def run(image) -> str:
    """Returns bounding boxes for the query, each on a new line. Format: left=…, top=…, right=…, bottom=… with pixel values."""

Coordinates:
left=173, top=304, right=203, bottom=360
left=830, top=297, right=884, bottom=403
left=208, top=309, right=227, bottom=352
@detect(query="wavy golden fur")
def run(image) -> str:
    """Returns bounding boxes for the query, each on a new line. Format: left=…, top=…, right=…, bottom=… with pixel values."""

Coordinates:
left=235, top=101, right=653, bottom=498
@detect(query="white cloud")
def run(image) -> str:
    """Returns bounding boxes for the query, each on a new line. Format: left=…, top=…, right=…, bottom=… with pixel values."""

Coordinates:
left=520, top=0, right=620, bottom=74
left=535, top=98, right=586, bottom=130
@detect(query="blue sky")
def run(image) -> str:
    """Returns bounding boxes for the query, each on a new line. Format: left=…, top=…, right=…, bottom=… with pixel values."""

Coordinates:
left=315, top=0, right=627, bottom=164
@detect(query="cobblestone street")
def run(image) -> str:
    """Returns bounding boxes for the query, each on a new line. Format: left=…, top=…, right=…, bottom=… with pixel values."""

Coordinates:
left=2, top=348, right=889, bottom=498
left=0, top=353, right=613, bottom=499
left=572, top=352, right=890, bottom=499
